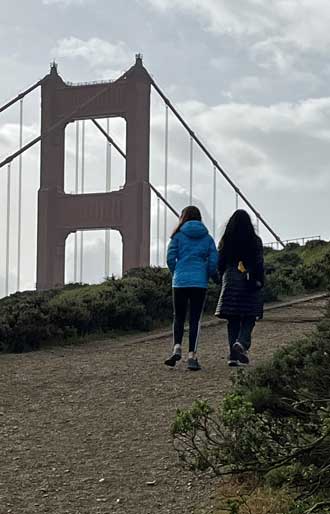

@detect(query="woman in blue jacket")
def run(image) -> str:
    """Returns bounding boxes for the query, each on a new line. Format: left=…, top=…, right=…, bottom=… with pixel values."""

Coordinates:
left=165, top=206, right=218, bottom=371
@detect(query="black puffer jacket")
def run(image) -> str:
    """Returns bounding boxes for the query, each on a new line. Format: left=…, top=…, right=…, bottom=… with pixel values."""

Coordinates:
left=215, top=236, right=264, bottom=319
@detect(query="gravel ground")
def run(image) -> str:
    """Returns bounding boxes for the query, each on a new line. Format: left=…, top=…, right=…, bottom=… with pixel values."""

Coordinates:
left=0, top=298, right=326, bottom=514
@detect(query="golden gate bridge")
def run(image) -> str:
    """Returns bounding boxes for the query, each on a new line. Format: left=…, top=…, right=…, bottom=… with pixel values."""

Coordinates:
left=0, top=54, right=286, bottom=298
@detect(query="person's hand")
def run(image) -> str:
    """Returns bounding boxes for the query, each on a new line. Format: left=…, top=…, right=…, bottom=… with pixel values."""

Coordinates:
left=211, top=272, right=221, bottom=285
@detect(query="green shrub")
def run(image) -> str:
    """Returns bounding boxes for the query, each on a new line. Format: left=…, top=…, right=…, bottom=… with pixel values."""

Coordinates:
left=305, top=239, right=327, bottom=249
left=172, top=300, right=330, bottom=510
left=0, top=290, right=60, bottom=352
left=1, top=241, right=329, bottom=353
left=285, top=243, right=301, bottom=250
left=0, top=268, right=174, bottom=352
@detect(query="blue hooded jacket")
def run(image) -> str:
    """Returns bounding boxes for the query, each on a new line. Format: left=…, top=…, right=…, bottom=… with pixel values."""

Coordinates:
left=167, top=220, right=218, bottom=288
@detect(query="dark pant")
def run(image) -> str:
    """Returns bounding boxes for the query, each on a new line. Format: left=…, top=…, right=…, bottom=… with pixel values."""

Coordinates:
left=173, top=288, right=207, bottom=353
left=227, top=316, right=256, bottom=351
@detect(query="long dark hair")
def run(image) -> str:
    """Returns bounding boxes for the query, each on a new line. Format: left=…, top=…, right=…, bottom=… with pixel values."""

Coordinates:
left=218, top=209, right=259, bottom=265
left=171, top=205, right=202, bottom=238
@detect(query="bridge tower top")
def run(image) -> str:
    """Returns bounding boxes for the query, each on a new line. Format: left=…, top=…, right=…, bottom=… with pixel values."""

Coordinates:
left=50, top=60, right=58, bottom=75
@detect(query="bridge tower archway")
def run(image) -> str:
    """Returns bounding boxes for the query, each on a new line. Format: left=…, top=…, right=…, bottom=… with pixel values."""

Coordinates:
left=36, top=55, right=151, bottom=290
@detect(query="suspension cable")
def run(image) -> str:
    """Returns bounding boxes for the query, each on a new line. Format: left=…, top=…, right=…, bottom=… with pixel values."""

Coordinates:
left=1, top=69, right=283, bottom=248
left=74, top=121, right=80, bottom=283
left=0, top=79, right=43, bottom=115
left=213, top=165, right=216, bottom=238
left=5, top=164, right=11, bottom=296
left=17, top=98, right=23, bottom=291
left=156, top=197, right=160, bottom=266
left=91, top=119, right=125, bottom=158
left=91, top=120, right=180, bottom=219
left=106, top=119, right=112, bottom=193
left=149, top=183, right=179, bottom=218
left=150, top=77, right=284, bottom=247
left=164, top=104, right=169, bottom=265
left=105, top=118, right=112, bottom=278
left=1, top=80, right=117, bottom=170
left=79, top=120, right=85, bottom=283
left=189, top=136, right=193, bottom=204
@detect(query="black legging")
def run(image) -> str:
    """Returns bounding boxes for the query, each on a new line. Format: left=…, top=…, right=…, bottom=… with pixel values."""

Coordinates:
left=173, top=288, right=207, bottom=353
left=227, top=316, right=256, bottom=351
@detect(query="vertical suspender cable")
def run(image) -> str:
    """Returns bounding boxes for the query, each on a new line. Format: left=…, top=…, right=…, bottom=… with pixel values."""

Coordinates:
left=16, top=98, right=23, bottom=291
left=189, top=136, right=193, bottom=204
left=74, top=121, right=80, bottom=282
left=156, top=197, right=160, bottom=266
left=235, top=191, right=239, bottom=210
left=5, top=164, right=11, bottom=296
left=212, top=165, right=216, bottom=238
left=79, top=120, right=85, bottom=283
left=150, top=79, right=284, bottom=247
left=256, top=216, right=260, bottom=235
left=163, top=104, right=169, bottom=265
left=105, top=118, right=112, bottom=278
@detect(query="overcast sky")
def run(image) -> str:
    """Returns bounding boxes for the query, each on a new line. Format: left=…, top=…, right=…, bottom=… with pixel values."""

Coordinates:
left=0, top=0, right=329, bottom=296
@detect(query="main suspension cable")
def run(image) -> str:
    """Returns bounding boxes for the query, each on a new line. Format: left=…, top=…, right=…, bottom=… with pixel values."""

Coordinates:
left=1, top=81, right=117, bottom=170
left=0, top=79, right=43, bottom=115
left=92, top=119, right=180, bottom=219
left=150, top=77, right=284, bottom=247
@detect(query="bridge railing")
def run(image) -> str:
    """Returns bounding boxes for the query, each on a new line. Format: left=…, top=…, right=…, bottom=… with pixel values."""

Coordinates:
left=264, top=235, right=321, bottom=249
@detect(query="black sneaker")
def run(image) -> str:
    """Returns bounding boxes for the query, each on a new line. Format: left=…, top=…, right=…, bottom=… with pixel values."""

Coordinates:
left=233, top=342, right=249, bottom=365
left=187, top=358, right=201, bottom=371
left=164, top=347, right=182, bottom=367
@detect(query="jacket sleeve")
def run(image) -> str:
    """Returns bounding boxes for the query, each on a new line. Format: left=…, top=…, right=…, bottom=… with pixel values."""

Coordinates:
left=255, top=237, right=265, bottom=287
left=207, top=237, right=219, bottom=277
left=217, top=249, right=226, bottom=276
left=166, top=236, right=179, bottom=274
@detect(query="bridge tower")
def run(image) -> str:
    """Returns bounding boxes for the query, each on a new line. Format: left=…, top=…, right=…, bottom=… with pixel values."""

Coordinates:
left=36, top=55, right=151, bottom=290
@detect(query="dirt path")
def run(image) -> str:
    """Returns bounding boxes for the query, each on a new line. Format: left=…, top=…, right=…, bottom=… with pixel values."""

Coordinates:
left=0, top=299, right=326, bottom=514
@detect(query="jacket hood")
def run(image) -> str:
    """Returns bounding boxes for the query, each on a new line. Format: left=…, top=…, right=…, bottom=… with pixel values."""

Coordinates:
left=180, top=220, right=208, bottom=239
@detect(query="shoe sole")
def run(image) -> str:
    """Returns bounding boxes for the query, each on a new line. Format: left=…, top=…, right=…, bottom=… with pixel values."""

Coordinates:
left=187, top=358, right=201, bottom=371
left=228, top=360, right=239, bottom=367
left=187, top=365, right=201, bottom=371
left=164, top=353, right=182, bottom=367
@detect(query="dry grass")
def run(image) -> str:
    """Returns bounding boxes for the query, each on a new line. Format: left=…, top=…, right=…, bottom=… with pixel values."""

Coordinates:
left=212, top=479, right=294, bottom=514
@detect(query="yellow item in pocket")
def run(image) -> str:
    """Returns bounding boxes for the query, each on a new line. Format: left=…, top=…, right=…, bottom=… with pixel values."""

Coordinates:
left=238, top=261, right=247, bottom=273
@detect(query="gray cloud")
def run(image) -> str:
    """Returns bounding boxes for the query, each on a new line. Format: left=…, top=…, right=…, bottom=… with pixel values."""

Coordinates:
left=43, top=0, right=91, bottom=5
left=145, top=0, right=330, bottom=50
left=53, top=37, right=131, bottom=73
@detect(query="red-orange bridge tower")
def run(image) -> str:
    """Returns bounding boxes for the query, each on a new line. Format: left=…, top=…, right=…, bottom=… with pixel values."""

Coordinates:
left=37, top=56, right=151, bottom=289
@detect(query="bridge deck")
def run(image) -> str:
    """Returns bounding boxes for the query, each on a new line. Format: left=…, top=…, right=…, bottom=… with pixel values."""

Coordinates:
left=0, top=298, right=327, bottom=514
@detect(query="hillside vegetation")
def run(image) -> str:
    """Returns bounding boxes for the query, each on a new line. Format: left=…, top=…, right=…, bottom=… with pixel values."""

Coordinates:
left=0, top=240, right=329, bottom=353
left=173, top=299, right=330, bottom=514
left=263, top=239, right=330, bottom=301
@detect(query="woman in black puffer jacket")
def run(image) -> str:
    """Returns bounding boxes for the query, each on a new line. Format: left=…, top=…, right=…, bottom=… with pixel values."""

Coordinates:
left=215, top=210, right=264, bottom=367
